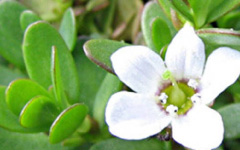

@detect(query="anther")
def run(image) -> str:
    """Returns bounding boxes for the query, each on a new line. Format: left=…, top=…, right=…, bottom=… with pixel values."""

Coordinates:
left=159, top=93, right=168, bottom=104
left=191, top=93, right=201, bottom=103
left=187, top=79, right=198, bottom=89
left=166, top=105, right=178, bottom=116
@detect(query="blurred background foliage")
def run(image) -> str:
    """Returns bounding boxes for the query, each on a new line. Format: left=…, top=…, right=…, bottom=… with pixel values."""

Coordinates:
left=0, top=0, right=239, bottom=149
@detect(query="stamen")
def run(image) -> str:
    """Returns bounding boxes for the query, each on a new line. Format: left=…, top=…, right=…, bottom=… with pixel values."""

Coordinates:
left=159, top=93, right=168, bottom=104
left=166, top=105, right=178, bottom=117
left=191, top=93, right=201, bottom=103
left=187, top=79, right=198, bottom=89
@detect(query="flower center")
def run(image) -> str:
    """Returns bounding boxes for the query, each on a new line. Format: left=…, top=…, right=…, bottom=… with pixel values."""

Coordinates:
left=161, top=82, right=195, bottom=115
left=158, top=70, right=197, bottom=115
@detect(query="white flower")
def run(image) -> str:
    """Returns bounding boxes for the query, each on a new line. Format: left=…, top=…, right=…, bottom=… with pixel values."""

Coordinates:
left=105, top=25, right=240, bottom=150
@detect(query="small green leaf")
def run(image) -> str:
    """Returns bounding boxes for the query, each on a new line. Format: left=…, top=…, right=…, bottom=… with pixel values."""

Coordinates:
left=0, top=128, right=68, bottom=150
left=0, top=86, right=43, bottom=132
left=6, top=79, right=51, bottom=116
left=151, top=17, right=172, bottom=52
left=83, top=39, right=129, bottom=73
left=59, top=8, right=77, bottom=51
left=207, top=0, right=240, bottom=23
left=218, top=103, right=240, bottom=139
left=141, top=1, right=176, bottom=52
left=0, top=64, right=26, bottom=86
left=0, top=0, right=26, bottom=68
left=20, top=95, right=59, bottom=129
left=23, top=21, right=80, bottom=104
left=51, top=46, right=68, bottom=109
left=49, top=103, right=88, bottom=144
left=93, top=73, right=122, bottom=128
left=90, top=138, right=171, bottom=150
left=20, top=10, right=41, bottom=31
left=197, top=29, right=240, bottom=56
left=171, top=0, right=193, bottom=22
left=188, top=0, right=211, bottom=28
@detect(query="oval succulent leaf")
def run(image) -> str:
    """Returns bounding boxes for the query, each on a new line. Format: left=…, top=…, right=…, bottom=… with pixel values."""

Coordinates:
left=0, top=0, right=26, bottom=68
left=218, top=103, right=240, bottom=139
left=151, top=17, right=172, bottom=52
left=23, top=21, right=80, bottom=104
left=83, top=39, right=129, bottom=73
left=0, top=86, right=43, bottom=133
left=20, top=95, right=59, bottom=129
left=141, top=1, right=176, bottom=52
left=20, top=10, right=41, bottom=31
left=49, top=103, right=88, bottom=144
left=59, top=8, right=77, bottom=51
left=197, top=28, right=240, bottom=56
left=6, top=79, right=51, bottom=116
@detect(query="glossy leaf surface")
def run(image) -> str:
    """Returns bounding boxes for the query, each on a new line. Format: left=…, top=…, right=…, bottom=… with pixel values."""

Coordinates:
left=59, top=8, right=77, bottom=51
left=0, top=0, right=26, bottom=68
left=20, top=10, right=41, bottom=31
left=83, top=39, right=129, bottom=73
left=6, top=79, right=51, bottom=116
left=23, top=21, right=80, bottom=104
left=20, top=96, right=59, bottom=129
left=49, top=104, right=88, bottom=143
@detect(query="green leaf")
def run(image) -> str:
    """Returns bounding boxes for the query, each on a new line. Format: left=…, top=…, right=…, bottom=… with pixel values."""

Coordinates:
left=151, top=17, right=172, bottom=52
left=207, top=0, right=240, bottom=23
left=49, top=103, right=88, bottom=144
left=51, top=46, right=68, bottom=109
left=217, top=10, right=240, bottom=30
left=0, top=64, right=26, bottom=86
left=19, top=95, right=59, bottom=129
left=83, top=39, right=129, bottom=73
left=0, top=86, right=43, bottom=132
left=0, top=128, right=70, bottom=150
left=218, top=103, right=240, bottom=139
left=6, top=79, right=51, bottom=116
left=74, top=37, right=106, bottom=114
left=23, top=21, right=80, bottom=104
left=157, top=0, right=172, bottom=18
left=141, top=1, right=176, bottom=52
left=90, top=138, right=171, bottom=150
left=197, top=29, right=240, bottom=56
left=0, top=0, right=26, bottom=69
left=20, top=10, right=41, bottom=31
left=171, top=0, right=193, bottom=22
left=93, top=73, right=122, bottom=128
left=59, top=8, right=77, bottom=51
left=188, top=0, right=211, bottom=28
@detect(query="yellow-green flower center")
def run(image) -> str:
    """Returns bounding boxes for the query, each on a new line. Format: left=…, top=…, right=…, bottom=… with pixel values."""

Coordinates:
left=161, top=82, right=195, bottom=115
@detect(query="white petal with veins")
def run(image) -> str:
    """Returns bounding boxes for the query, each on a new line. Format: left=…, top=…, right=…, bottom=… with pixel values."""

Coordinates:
left=172, top=105, right=224, bottom=150
left=200, top=47, right=240, bottom=104
left=111, top=46, right=166, bottom=94
left=165, top=25, right=205, bottom=80
left=105, top=91, right=172, bottom=140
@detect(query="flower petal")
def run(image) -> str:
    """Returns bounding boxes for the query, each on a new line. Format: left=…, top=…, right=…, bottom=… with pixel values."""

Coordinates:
left=105, top=91, right=171, bottom=140
left=165, top=25, right=205, bottom=80
left=111, top=46, right=166, bottom=94
left=172, top=105, right=224, bottom=150
left=199, top=47, right=240, bottom=104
